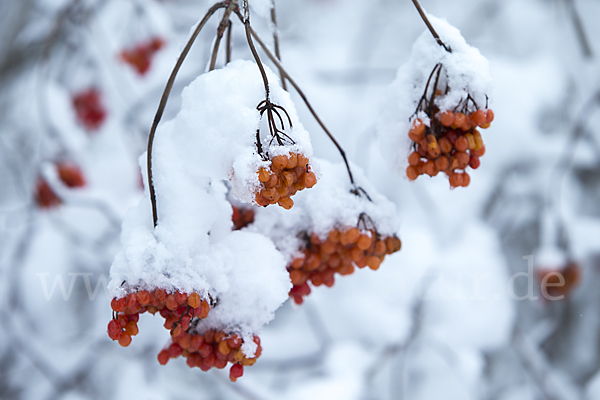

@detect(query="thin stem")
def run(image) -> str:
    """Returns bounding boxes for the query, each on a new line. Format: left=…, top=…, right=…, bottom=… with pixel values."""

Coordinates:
left=243, top=1, right=271, bottom=100
left=411, top=0, right=451, bottom=53
left=226, top=19, right=233, bottom=64
left=270, top=0, right=287, bottom=90
left=564, top=0, right=593, bottom=59
left=238, top=15, right=355, bottom=185
left=209, top=3, right=236, bottom=71
left=147, top=2, right=227, bottom=228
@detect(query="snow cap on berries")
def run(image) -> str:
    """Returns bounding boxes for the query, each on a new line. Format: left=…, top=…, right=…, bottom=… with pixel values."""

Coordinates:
left=164, top=59, right=313, bottom=205
left=377, top=15, right=492, bottom=174
left=249, top=159, right=400, bottom=262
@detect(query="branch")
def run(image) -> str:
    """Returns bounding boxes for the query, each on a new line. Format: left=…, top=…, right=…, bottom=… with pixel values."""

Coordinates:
left=410, top=0, right=451, bottom=53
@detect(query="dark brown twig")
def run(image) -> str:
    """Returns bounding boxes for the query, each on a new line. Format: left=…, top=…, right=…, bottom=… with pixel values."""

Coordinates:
left=226, top=19, right=233, bottom=64
left=147, top=2, right=227, bottom=228
left=411, top=0, right=451, bottom=53
left=238, top=16, right=356, bottom=186
left=242, top=0, right=270, bottom=100
left=209, top=2, right=237, bottom=71
left=270, top=0, right=287, bottom=90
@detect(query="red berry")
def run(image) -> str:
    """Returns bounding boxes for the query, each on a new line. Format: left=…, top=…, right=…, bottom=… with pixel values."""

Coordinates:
left=229, top=364, right=244, bottom=382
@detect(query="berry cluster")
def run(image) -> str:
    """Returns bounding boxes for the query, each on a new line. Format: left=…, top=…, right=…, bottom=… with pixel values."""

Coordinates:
left=406, top=108, right=494, bottom=188
left=536, top=261, right=581, bottom=299
left=120, top=37, right=165, bottom=75
left=35, top=164, right=86, bottom=208
left=288, top=227, right=402, bottom=304
left=158, top=330, right=262, bottom=382
left=232, top=206, right=255, bottom=230
left=72, top=88, right=107, bottom=131
left=255, top=153, right=317, bottom=209
left=107, top=289, right=210, bottom=349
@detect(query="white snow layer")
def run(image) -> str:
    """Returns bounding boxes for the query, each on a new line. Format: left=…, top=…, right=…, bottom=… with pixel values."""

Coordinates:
left=249, top=159, right=400, bottom=261
left=377, top=15, right=492, bottom=175
left=108, top=60, right=306, bottom=336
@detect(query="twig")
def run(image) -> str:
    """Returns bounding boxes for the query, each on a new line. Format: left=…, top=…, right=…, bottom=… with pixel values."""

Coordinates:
left=209, top=2, right=237, bottom=71
left=270, top=0, right=287, bottom=90
left=242, top=0, right=271, bottom=100
left=238, top=16, right=356, bottom=186
left=563, top=0, right=593, bottom=59
left=226, top=19, right=233, bottom=64
left=410, top=0, right=451, bottom=53
left=147, top=2, right=227, bottom=228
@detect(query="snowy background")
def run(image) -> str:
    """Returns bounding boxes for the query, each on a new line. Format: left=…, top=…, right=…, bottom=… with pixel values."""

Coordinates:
left=1, top=0, right=600, bottom=399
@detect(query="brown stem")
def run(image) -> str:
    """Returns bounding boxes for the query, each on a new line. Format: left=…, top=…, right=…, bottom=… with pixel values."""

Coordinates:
left=270, top=0, right=287, bottom=90
left=226, top=19, right=233, bottom=64
left=209, top=3, right=236, bottom=71
left=242, top=1, right=271, bottom=100
left=411, top=0, right=451, bottom=53
left=147, top=2, right=227, bottom=228
left=237, top=14, right=355, bottom=186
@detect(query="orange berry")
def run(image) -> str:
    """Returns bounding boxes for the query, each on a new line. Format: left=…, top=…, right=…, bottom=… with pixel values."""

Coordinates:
left=297, top=154, right=309, bottom=168
left=118, top=334, right=132, bottom=347
left=303, top=171, right=317, bottom=188
left=424, top=160, right=438, bottom=177
left=188, top=292, right=201, bottom=309
left=471, top=109, right=487, bottom=126
left=406, top=166, right=418, bottom=181
left=157, top=349, right=170, bottom=365
left=272, top=155, right=288, bottom=171
left=340, top=228, right=360, bottom=246
left=438, top=137, right=453, bottom=154
left=111, top=297, right=126, bottom=312
left=464, top=133, right=476, bottom=150
left=456, top=152, right=470, bottom=169
left=453, top=113, right=466, bottom=128
left=125, top=321, right=139, bottom=336
left=439, top=111, right=454, bottom=126
left=472, top=145, right=486, bottom=157
left=408, top=152, right=421, bottom=166
left=357, top=234, right=373, bottom=250
left=485, top=109, right=494, bottom=124
left=278, top=196, right=294, bottom=210
left=367, top=256, right=382, bottom=270
left=462, top=173, right=471, bottom=187
left=258, top=168, right=270, bottom=183
left=435, top=155, right=449, bottom=171
left=455, top=136, right=469, bottom=152
left=426, top=135, right=441, bottom=158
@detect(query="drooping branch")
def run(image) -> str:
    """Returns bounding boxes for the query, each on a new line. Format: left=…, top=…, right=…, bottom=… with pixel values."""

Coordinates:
left=209, top=2, right=237, bottom=71
left=410, top=0, right=451, bottom=53
left=237, top=15, right=356, bottom=186
left=270, top=0, right=287, bottom=90
left=147, top=2, right=227, bottom=228
left=242, top=0, right=271, bottom=100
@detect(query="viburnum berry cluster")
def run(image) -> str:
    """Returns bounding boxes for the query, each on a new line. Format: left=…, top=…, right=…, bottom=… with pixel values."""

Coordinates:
left=107, top=289, right=211, bottom=347
left=288, top=224, right=401, bottom=304
left=72, top=88, right=106, bottom=131
left=120, top=37, right=165, bottom=75
left=35, top=163, right=86, bottom=209
left=232, top=206, right=256, bottom=230
left=255, top=152, right=317, bottom=209
left=377, top=15, right=493, bottom=189
left=405, top=76, right=495, bottom=188
left=159, top=329, right=261, bottom=382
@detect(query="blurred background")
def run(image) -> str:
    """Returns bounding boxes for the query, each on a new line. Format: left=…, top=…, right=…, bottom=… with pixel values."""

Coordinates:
left=1, top=0, right=600, bottom=399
